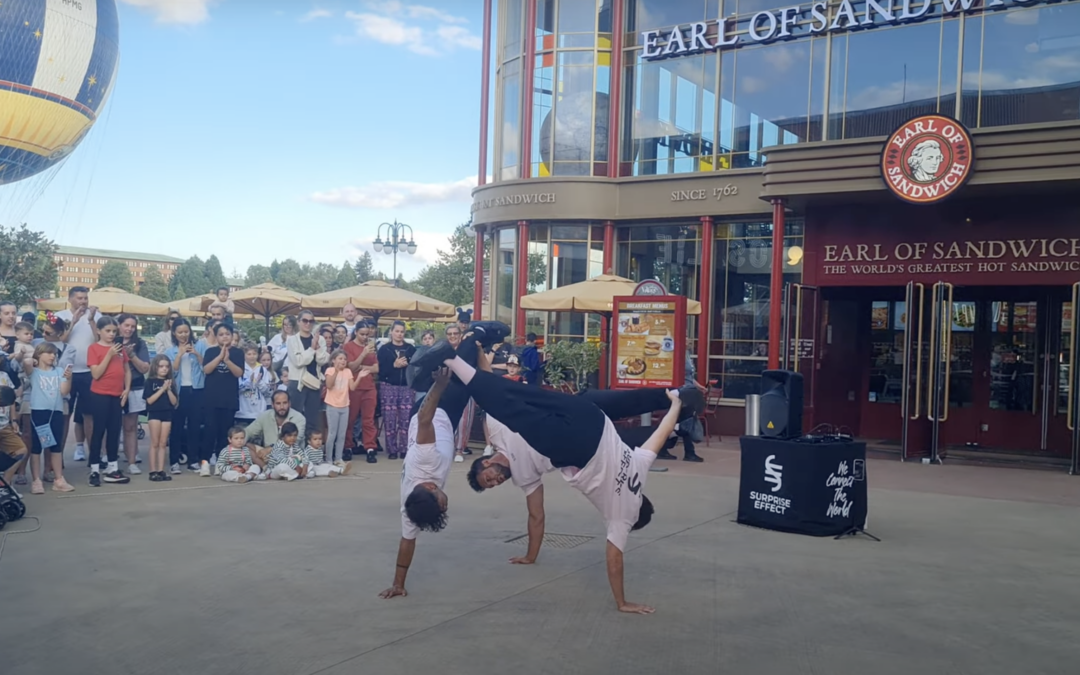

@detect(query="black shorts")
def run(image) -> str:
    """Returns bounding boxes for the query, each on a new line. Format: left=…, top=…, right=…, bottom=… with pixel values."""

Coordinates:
left=147, top=410, right=173, bottom=423
left=70, top=371, right=93, bottom=424
left=30, top=409, right=65, bottom=454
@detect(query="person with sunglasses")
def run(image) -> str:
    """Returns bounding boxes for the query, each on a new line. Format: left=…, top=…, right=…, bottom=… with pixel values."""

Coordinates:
left=285, top=310, right=328, bottom=442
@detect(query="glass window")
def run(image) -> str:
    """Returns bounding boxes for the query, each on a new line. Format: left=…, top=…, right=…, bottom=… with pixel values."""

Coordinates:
left=558, top=0, right=599, bottom=36
left=627, top=0, right=715, bottom=32
left=499, top=59, right=522, bottom=180
left=729, top=41, right=812, bottom=166
left=616, top=224, right=701, bottom=298
left=709, top=220, right=804, bottom=402
left=501, top=0, right=525, bottom=61
left=624, top=53, right=718, bottom=175
left=496, top=228, right=517, bottom=331
left=975, top=4, right=1080, bottom=128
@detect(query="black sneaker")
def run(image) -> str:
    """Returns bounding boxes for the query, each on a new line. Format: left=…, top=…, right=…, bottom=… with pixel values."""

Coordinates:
left=366, top=449, right=377, bottom=464
left=162, top=472, right=173, bottom=482
left=468, top=321, right=510, bottom=350
left=342, top=448, right=353, bottom=462
left=88, top=472, right=101, bottom=487
left=102, top=469, right=130, bottom=484
left=414, top=340, right=456, bottom=373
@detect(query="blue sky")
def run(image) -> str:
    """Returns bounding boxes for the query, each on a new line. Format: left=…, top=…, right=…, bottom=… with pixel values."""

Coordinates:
left=6, top=0, right=486, bottom=281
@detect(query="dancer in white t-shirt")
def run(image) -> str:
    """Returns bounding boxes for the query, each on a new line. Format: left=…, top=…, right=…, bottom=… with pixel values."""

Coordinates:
left=469, top=385, right=686, bottom=566
left=418, top=328, right=697, bottom=614
left=380, top=367, right=469, bottom=600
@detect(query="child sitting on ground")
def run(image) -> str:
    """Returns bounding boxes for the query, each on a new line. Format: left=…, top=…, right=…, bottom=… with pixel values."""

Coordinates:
left=304, top=429, right=350, bottom=478
left=217, top=426, right=261, bottom=483
left=265, top=422, right=307, bottom=481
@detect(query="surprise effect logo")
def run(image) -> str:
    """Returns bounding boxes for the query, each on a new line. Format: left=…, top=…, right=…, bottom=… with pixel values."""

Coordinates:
left=881, top=114, right=974, bottom=205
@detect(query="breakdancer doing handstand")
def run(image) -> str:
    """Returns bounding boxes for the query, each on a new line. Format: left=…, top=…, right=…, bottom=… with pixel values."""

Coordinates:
left=417, top=324, right=697, bottom=614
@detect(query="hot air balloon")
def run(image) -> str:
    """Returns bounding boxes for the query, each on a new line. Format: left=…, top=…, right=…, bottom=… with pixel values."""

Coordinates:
left=0, top=0, right=119, bottom=217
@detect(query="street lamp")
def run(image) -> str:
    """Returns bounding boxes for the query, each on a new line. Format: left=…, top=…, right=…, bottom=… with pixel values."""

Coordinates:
left=373, top=220, right=417, bottom=286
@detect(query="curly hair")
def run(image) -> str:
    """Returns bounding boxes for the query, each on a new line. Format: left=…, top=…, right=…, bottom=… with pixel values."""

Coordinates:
left=404, top=486, right=448, bottom=532
left=631, top=495, right=654, bottom=531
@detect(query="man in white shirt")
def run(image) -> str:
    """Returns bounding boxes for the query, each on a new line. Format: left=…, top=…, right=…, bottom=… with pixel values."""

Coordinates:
left=55, top=286, right=102, bottom=463
left=428, top=333, right=698, bottom=614
left=379, top=367, right=470, bottom=600
left=469, top=385, right=685, bottom=566
left=341, top=303, right=359, bottom=337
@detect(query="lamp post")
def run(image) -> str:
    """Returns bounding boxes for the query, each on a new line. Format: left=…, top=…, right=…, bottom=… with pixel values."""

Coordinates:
left=372, top=220, right=418, bottom=287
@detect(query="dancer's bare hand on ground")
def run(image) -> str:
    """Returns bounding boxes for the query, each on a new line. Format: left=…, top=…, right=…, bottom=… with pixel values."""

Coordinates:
left=509, top=556, right=535, bottom=565
left=379, top=585, right=407, bottom=599
left=618, top=602, right=655, bottom=615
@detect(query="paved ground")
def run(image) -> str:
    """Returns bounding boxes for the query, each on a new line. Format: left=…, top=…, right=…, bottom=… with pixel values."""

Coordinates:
left=2, top=443, right=1078, bottom=675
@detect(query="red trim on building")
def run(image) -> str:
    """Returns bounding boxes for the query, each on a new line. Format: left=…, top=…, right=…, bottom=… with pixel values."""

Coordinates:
left=607, top=0, right=624, bottom=178
left=698, top=216, right=714, bottom=384
left=521, top=0, right=537, bottom=178
left=516, top=220, right=529, bottom=336
left=601, top=220, right=616, bottom=387
left=768, top=199, right=786, bottom=369
left=473, top=226, right=485, bottom=320
left=478, top=0, right=493, bottom=186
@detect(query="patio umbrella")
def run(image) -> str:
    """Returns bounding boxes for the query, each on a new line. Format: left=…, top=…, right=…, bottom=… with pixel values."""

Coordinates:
left=216, top=283, right=307, bottom=334
left=168, top=294, right=255, bottom=320
left=302, top=280, right=455, bottom=322
left=37, top=287, right=172, bottom=316
left=519, top=274, right=702, bottom=314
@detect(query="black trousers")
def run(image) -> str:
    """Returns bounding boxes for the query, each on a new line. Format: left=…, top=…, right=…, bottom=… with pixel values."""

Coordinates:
left=171, top=386, right=202, bottom=466
left=409, top=379, right=470, bottom=433
left=466, top=371, right=669, bottom=468
left=287, top=382, right=323, bottom=442
left=204, top=407, right=237, bottom=463
left=89, top=392, right=121, bottom=466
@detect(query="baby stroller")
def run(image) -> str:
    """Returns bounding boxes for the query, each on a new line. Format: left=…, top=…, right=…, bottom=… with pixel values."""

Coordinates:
left=0, top=385, right=27, bottom=530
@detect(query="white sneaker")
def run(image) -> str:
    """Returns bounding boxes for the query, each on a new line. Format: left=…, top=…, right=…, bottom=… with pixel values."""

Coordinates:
left=209, top=453, right=218, bottom=466
left=128, top=463, right=142, bottom=475
left=170, top=463, right=182, bottom=475
left=73, top=447, right=86, bottom=462
left=454, top=454, right=464, bottom=463
left=199, top=461, right=211, bottom=477
left=483, top=445, right=494, bottom=457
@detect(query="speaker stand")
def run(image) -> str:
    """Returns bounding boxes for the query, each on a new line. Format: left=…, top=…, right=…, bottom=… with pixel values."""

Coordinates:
left=834, top=526, right=880, bottom=542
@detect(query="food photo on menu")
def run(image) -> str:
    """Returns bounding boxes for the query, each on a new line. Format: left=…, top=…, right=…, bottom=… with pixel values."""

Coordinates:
left=616, top=312, right=676, bottom=385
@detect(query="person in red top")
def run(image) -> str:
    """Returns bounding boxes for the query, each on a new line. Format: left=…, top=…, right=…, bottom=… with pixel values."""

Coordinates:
left=344, top=320, right=379, bottom=464
left=86, top=316, right=132, bottom=486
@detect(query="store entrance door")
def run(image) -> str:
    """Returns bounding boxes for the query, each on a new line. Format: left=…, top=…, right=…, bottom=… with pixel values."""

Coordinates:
left=861, top=285, right=1073, bottom=459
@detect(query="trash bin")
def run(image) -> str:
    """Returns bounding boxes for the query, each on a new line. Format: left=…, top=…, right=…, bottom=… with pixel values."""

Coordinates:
left=745, top=394, right=761, bottom=437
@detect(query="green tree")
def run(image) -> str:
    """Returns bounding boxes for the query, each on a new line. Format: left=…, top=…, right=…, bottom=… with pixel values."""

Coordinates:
left=0, top=224, right=58, bottom=308
left=244, top=264, right=273, bottom=287
left=334, top=261, right=357, bottom=290
left=96, top=260, right=135, bottom=292
left=204, top=255, right=228, bottom=291
left=354, top=252, right=376, bottom=283
left=169, top=256, right=210, bottom=298
left=172, top=280, right=188, bottom=302
left=412, top=223, right=486, bottom=307
left=139, top=265, right=170, bottom=302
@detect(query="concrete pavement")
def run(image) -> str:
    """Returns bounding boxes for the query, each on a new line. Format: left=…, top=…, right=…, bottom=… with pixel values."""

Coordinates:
left=1, top=451, right=1078, bottom=675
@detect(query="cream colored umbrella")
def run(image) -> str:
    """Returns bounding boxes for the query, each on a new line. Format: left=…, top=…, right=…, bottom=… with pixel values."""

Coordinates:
left=168, top=294, right=255, bottom=320
left=38, top=287, right=172, bottom=316
left=211, top=283, right=307, bottom=333
left=519, top=274, right=702, bottom=314
left=302, top=280, right=455, bottom=321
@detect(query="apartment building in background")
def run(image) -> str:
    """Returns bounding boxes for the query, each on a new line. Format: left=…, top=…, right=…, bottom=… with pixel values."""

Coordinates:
left=54, top=246, right=184, bottom=297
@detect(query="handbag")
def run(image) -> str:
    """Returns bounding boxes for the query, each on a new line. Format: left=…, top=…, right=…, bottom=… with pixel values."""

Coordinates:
left=300, top=371, right=322, bottom=391
left=34, top=411, right=57, bottom=449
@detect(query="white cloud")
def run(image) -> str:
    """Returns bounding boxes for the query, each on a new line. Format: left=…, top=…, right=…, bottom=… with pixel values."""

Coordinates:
left=1005, top=9, right=1040, bottom=25
left=344, top=1, right=480, bottom=56
left=119, top=0, right=214, bottom=25
left=349, top=229, right=458, bottom=267
left=310, top=176, right=480, bottom=209
left=301, top=8, right=333, bottom=22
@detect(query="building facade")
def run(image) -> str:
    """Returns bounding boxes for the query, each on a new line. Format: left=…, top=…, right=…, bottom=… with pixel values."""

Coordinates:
left=54, top=246, right=183, bottom=297
left=472, top=0, right=1080, bottom=465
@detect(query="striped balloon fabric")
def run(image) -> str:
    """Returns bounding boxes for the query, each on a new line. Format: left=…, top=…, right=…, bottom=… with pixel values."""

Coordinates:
left=0, top=0, right=120, bottom=186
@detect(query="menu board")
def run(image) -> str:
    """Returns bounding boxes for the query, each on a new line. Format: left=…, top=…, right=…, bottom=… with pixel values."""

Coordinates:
left=612, top=298, right=686, bottom=389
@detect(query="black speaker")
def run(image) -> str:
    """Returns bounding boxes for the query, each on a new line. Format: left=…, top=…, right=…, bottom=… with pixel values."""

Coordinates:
left=759, top=370, right=803, bottom=439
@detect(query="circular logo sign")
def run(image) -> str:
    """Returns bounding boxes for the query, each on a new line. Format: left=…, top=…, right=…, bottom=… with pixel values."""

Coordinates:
left=881, top=115, right=974, bottom=205
left=633, top=279, right=668, bottom=296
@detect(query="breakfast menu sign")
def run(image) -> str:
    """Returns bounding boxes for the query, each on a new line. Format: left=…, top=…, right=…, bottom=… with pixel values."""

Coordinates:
left=612, top=295, right=687, bottom=389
